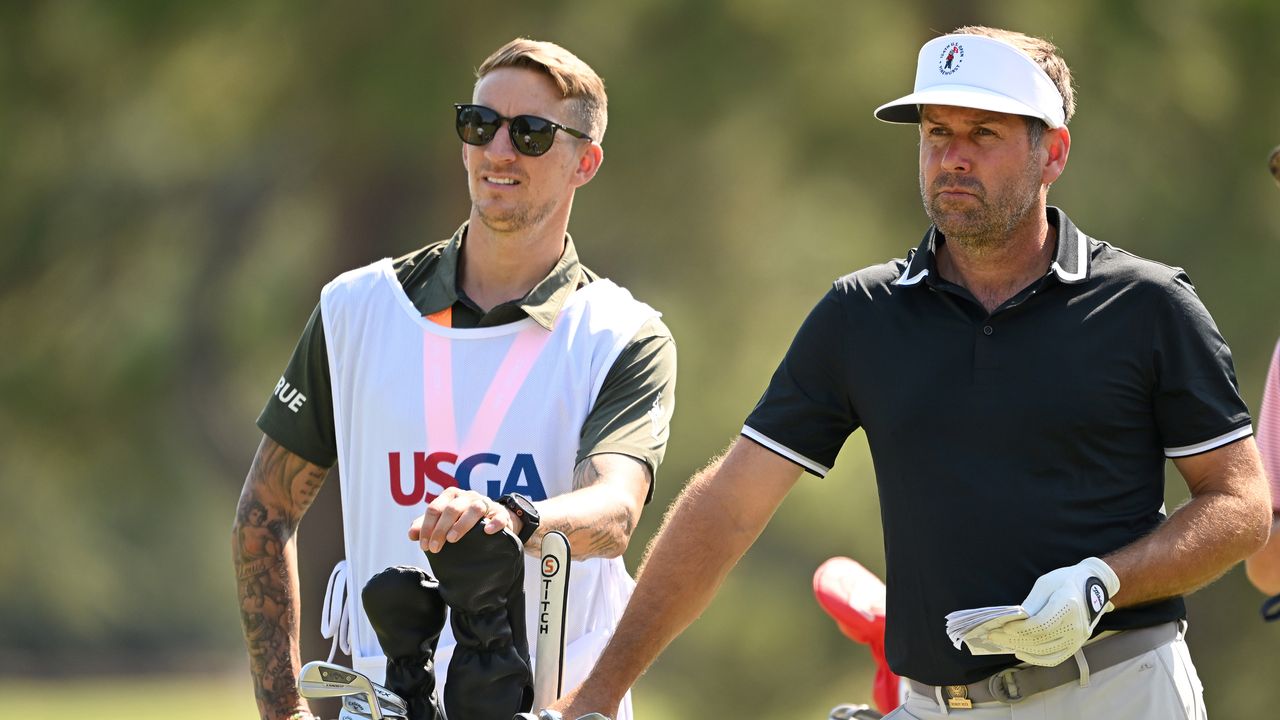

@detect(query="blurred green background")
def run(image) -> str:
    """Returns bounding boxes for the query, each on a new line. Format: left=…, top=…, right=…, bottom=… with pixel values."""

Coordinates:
left=2, top=1, right=1278, bottom=718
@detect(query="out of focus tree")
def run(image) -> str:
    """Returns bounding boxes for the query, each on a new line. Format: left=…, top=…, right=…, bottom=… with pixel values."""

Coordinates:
left=1, top=1, right=1277, bottom=717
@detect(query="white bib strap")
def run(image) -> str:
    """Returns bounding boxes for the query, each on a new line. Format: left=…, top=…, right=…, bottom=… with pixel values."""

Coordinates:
left=321, top=560, right=351, bottom=661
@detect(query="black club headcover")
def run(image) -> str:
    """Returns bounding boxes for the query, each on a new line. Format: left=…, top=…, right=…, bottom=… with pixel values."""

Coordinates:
left=362, top=565, right=447, bottom=720
left=428, top=524, right=533, bottom=720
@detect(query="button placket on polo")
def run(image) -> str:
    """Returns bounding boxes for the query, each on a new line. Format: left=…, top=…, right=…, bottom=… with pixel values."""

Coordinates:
left=972, top=314, right=1002, bottom=386
left=974, top=319, right=998, bottom=364
left=971, top=274, right=1053, bottom=383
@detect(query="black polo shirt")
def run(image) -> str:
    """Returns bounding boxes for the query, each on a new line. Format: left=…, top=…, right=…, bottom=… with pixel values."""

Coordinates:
left=743, top=207, right=1252, bottom=685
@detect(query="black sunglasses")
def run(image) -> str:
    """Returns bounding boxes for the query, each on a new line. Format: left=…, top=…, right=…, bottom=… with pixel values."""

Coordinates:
left=454, top=103, right=592, bottom=157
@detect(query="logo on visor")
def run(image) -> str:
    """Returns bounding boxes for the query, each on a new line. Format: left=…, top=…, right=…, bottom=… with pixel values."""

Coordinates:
left=938, top=42, right=964, bottom=75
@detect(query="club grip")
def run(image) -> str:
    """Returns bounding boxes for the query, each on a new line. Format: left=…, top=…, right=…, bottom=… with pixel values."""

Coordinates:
left=533, top=531, right=571, bottom=709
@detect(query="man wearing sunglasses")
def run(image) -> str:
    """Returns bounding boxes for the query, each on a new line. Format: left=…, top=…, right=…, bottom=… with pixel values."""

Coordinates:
left=551, top=26, right=1270, bottom=720
left=234, top=38, right=674, bottom=720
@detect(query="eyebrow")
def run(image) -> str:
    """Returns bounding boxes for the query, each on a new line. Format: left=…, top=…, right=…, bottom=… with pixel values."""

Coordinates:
left=920, top=109, right=1011, bottom=126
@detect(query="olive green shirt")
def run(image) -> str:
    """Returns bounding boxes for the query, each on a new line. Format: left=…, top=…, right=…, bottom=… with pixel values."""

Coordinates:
left=257, top=223, right=677, bottom=500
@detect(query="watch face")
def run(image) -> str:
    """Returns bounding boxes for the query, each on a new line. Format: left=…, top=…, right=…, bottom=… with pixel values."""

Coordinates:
left=503, top=493, right=537, bottom=522
left=500, top=493, right=538, bottom=544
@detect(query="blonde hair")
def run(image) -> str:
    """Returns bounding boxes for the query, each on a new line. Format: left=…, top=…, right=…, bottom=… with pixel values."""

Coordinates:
left=953, top=26, right=1076, bottom=124
left=477, top=38, right=608, bottom=141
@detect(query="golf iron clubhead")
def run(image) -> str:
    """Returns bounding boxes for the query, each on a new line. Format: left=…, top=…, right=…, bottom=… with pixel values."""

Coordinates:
left=342, top=706, right=399, bottom=720
left=360, top=684, right=408, bottom=717
left=344, top=707, right=443, bottom=720
left=829, top=704, right=884, bottom=720
left=509, top=707, right=609, bottom=712
left=299, top=661, right=406, bottom=714
left=298, top=660, right=401, bottom=720
left=344, top=694, right=409, bottom=719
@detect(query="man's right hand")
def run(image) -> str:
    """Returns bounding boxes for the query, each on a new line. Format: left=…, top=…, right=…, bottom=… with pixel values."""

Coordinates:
left=545, top=686, right=585, bottom=718
left=408, top=486, right=515, bottom=553
left=515, top=711, right=612, bottom=720
left=546, top=683, right=620, bottom=720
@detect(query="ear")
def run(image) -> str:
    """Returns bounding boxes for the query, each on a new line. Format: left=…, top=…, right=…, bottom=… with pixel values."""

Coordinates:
left=570, top=143, right=604, bottom=188
left=1041, top=126, right=1070, bottom=185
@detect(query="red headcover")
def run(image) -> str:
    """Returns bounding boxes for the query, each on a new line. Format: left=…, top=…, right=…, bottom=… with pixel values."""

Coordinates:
left=813, top=557, right=901, bottom=714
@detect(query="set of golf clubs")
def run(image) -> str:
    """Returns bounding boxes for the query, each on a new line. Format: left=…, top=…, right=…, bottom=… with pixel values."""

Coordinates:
left=300, top=657, right=888, bottom=720
left=299, top=659, right=613, bottom=720
left=298, top=532, right=579, bottom=720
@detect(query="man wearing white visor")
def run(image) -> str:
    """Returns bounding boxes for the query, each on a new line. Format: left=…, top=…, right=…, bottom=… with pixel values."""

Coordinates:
left=548, top=26, right=1270, bottom=720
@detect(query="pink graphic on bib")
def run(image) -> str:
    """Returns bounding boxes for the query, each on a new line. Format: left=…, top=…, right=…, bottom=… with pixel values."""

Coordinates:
left=415, top=324, right=553, bottom=502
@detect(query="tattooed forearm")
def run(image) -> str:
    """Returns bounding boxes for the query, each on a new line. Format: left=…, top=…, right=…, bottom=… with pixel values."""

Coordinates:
left=558, top=503, right=637, bottom=557
left=233, top=436, right=329, bottom=720
left=530, top=454, right=646, bottom=559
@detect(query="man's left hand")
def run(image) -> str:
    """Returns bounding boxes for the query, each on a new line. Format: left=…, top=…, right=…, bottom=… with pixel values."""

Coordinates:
left=407, top=487, right=520, bottom=553
left=983, top=557, right=1120, bottom=667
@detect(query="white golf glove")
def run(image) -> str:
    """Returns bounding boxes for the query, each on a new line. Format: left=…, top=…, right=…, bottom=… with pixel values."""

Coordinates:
left=983, top=556, right=1120, bottom=667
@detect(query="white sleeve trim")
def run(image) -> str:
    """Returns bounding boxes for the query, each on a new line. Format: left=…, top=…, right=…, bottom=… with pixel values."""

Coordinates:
left=1164, top=425, right=1254, bottom=458
left=740, top=425, right=831, bottom=477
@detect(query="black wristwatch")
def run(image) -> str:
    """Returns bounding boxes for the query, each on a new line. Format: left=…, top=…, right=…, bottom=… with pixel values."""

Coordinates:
left=496, top=492, right=540, bottom=544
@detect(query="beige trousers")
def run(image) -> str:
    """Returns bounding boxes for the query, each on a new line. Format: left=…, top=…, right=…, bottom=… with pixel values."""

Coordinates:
left=887, top=629, right=1206, bottom=720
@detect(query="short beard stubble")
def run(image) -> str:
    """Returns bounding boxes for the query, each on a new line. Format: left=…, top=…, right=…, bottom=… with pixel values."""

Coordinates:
left=919, top=149, right=1044, bottom=257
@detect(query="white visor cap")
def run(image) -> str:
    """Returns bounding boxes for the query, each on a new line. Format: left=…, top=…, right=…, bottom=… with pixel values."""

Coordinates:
left=874, top=34, right=1066, bottom=128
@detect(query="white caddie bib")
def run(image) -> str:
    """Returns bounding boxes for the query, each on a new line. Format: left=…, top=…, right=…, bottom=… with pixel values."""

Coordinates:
left=320, top=258, right=656, bottom=717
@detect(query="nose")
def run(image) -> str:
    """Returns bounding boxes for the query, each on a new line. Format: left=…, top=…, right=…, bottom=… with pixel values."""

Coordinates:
left=939, top=139, right=971, bottom=173
left=482, top=120, right=519, bottom=162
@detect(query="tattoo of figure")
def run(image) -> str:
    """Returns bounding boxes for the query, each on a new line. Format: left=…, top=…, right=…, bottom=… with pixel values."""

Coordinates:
left=233, top=438, right=328, bottom=718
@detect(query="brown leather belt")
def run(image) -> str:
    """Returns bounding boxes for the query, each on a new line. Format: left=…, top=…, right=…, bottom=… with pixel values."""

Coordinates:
left=908, top=622, right=1179, bottom=707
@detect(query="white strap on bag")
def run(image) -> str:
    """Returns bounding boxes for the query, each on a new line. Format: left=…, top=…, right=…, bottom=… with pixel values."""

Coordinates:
left=321, top=560, right=351, bottom=662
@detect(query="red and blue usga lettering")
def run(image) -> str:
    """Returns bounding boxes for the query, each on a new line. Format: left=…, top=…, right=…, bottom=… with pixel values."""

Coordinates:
left=387, top=451, right=548, bottom=504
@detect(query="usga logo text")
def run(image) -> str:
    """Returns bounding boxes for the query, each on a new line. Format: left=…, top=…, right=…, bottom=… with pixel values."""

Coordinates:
left=387, top=451, right=548, bottom=504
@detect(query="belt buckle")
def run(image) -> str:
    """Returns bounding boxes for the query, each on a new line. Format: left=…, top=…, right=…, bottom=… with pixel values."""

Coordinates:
left=988, top=668, right=1025, bottom=704
left=943, top=684, right=972, bottom=709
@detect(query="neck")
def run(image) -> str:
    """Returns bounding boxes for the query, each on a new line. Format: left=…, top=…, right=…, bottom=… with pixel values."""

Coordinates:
left=936, top=207, right=1056, bottom=313
left=458, top=213, right=570, bottom=313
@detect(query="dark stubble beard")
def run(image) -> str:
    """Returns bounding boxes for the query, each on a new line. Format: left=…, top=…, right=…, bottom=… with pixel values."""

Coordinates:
left=474, top=195, right=559, bottom=234
left=919, top=151, right=1043, bottom=256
